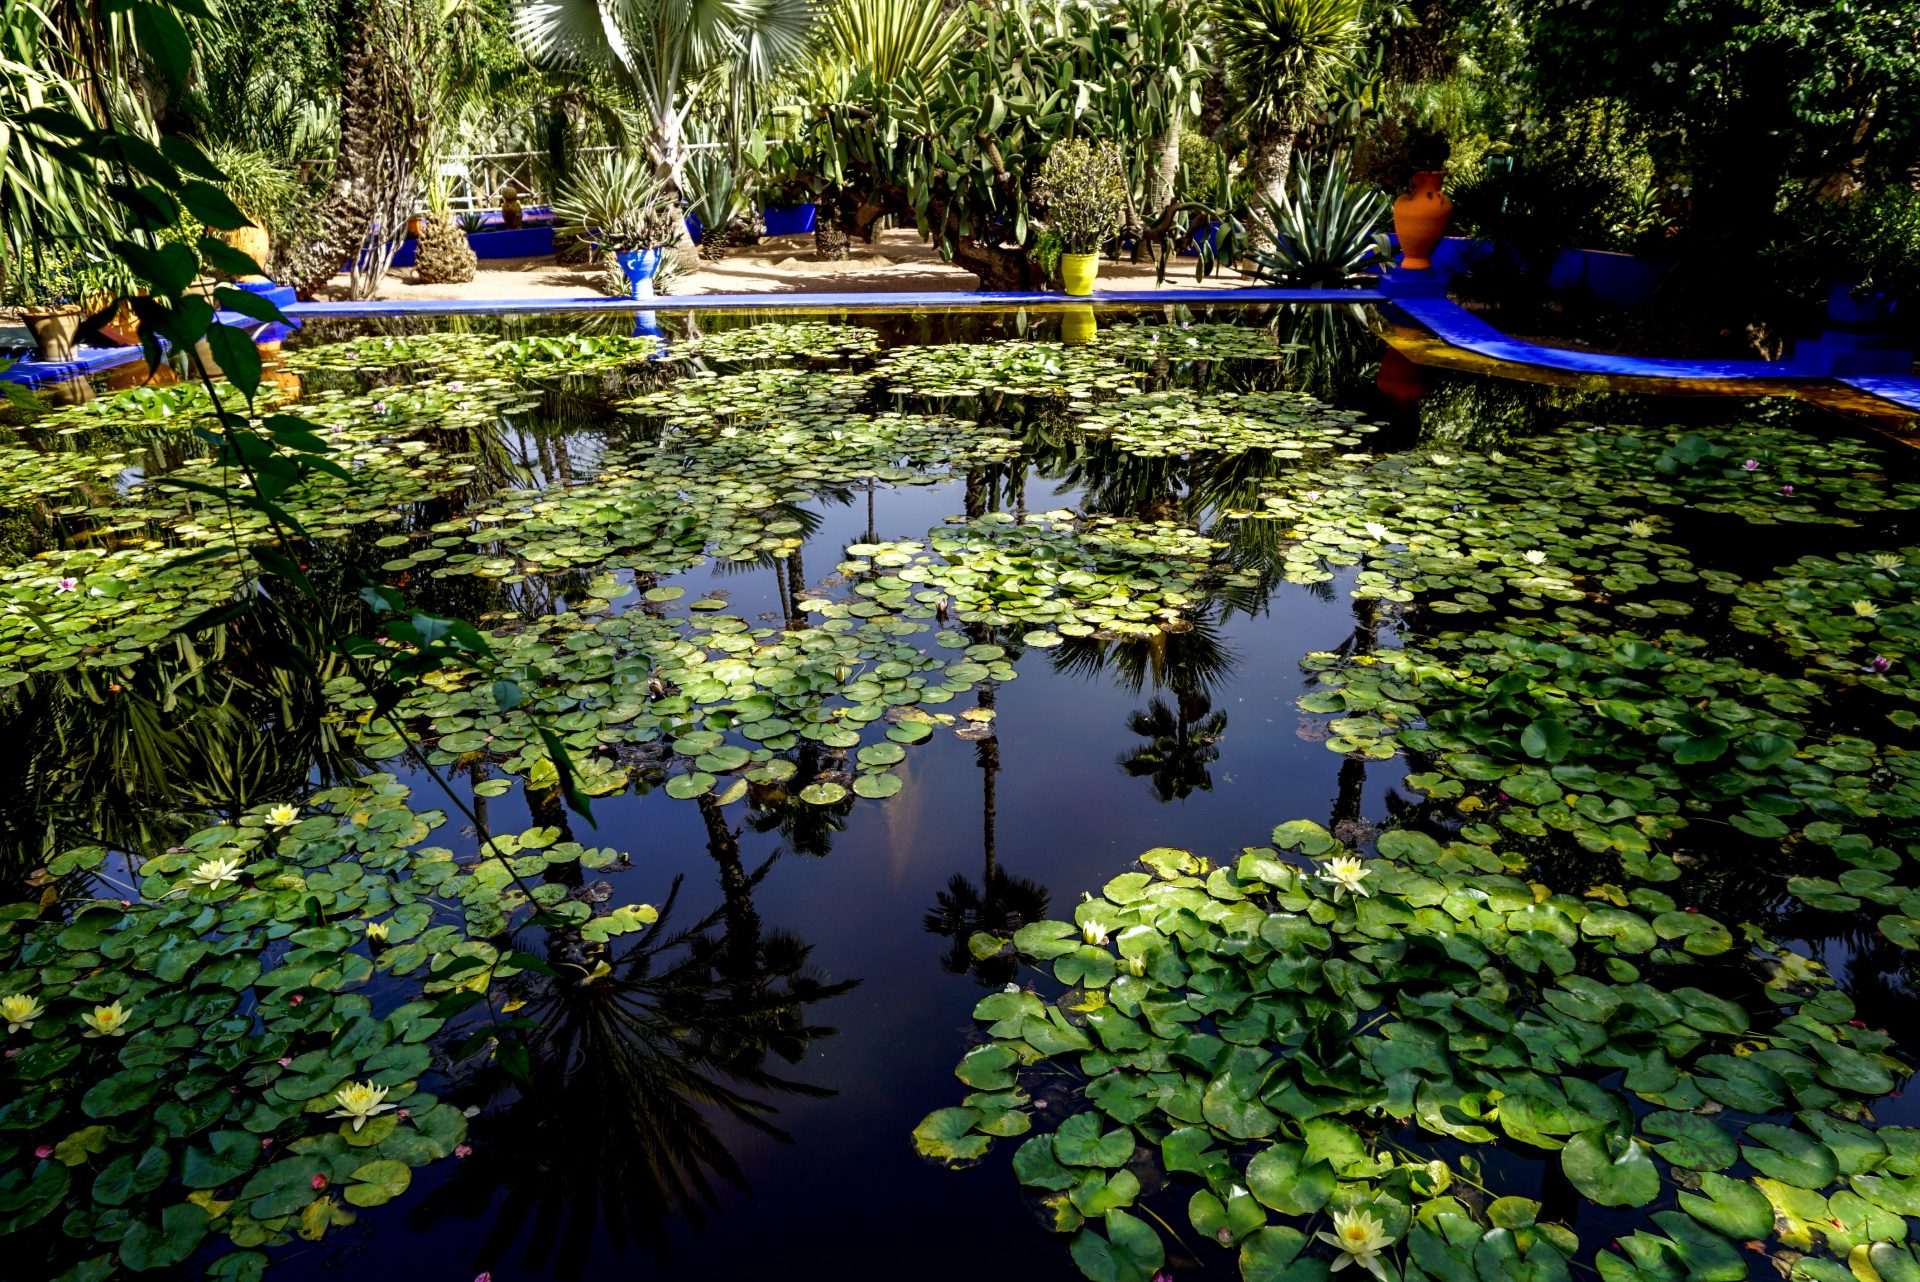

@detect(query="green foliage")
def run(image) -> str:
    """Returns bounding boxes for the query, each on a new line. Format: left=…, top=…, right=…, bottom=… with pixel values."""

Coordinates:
left=1349, top=109, right=1451, bottom=194
left=552, top=149, right=684, bottom=252
left=1208, top=0, right=1365, bottom=129
left=1033, top=139, right=1128, bottom=256
left=0, top=783, right=653, bottom=1272
left=1247, top=154, right=1390, bottom=286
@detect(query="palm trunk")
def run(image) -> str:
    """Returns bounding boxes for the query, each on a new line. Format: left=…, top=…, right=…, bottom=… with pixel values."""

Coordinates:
left=1145, top=111, right=1183, bottom=217
left=1247, top=127, right=1296, bottom=252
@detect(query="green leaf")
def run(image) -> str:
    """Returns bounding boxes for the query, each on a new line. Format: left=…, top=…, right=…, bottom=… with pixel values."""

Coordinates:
left=1561, top=1130, right=1659, bottom=1207
left=913, top=1108, right=988, bottom=1162
left=117, top=1203, right=210, bottom=1271
left=1246, top=1142, right=1336, bottom=1216
left=1744, top=1123, right=1840, bottom=1190
left=1068, top=1210, right=1164, bottom=1282
left=342, top=1157, right=411, bottom=1207
left=1521, top=718, right=1574, bottom=762
left=1053, top=1112, right=1135, bottom=1168
left=1679, top=1172, right=1773, bottom=1239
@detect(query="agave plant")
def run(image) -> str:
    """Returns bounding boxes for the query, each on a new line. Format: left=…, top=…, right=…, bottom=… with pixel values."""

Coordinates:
left=1247, top=153, right=1389, bottom=287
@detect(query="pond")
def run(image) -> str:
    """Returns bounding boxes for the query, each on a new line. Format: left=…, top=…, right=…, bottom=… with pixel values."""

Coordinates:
left=2, top=305, right=1917, bottom=1282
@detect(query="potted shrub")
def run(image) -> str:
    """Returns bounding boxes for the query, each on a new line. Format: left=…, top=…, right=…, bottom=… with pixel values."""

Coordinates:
left=2, top=243, right=117, bottom=363
left=553, top=153, right=684, bottom=298
left=1768, top=188, right=1919, bottom=336
left=1355, top=113, right=1453, bottom=271
left=1033, top=138, right=1127, bottom=296
left=205, top=146, right=297, bottom=282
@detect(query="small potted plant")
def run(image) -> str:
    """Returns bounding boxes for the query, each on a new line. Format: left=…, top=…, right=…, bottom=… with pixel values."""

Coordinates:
left=1354, top=112, right=1453, bottom=271
left=2, top=242, right=118, bottom=363
left=1032, top=138, right=1127, bottom=296
left=553, top=153, right=683, bottom=298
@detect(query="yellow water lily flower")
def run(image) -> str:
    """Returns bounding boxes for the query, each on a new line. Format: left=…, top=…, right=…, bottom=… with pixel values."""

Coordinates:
left=1081, top=919, right=1110, bottom=946
left=328, top=1080, right=397, bottom=1131
left=1852, top=599, right=1881, bottom=619
left=1320, top=855, right=1373, bottom=902
left=2, top=992, right=44, bottom=1033
left=1318, top=1208, right=1395, bottom=1280
left=265, top=804, right=300, bottom=827
left=1870, top=553, right=1904, bottom=571
left=81, top=1000, right=132, bottom=1038
left=1624, top=519, right=1655, bottom=538
left=188, top=855, right=244, bottom=889
left=364, top=921, right=390, bottom=944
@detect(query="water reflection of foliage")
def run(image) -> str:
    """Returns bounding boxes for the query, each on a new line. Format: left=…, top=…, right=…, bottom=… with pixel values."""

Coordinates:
left=419, top=801, right=855, bottom=1277
left=0, top=589, right=368, bottom=879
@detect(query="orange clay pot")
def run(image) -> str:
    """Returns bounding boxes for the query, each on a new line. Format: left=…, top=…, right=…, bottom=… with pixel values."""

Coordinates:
left=1392, top=170, right=1453, bottom=271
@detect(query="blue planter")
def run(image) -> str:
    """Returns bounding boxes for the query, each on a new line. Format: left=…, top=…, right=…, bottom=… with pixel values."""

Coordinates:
left=762, top=203, right=817, bottom=236
left=615, top=248, right=665, bottom=298
left=1827, top=281, right=1897, bottom=331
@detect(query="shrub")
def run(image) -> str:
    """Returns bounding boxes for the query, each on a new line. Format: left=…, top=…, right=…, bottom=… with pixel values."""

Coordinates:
left=1032, top=138, right=1127, bottom=255
left=1351, top=110, right=1451, bottom=194
left=552, top=152, right=683, bottom=255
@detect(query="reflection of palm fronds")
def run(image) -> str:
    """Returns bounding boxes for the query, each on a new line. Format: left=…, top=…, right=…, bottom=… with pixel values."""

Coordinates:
left=413, top=882, right=854, bottom=1274
left=1116, top=694, right=1228, bottom=802
left=1050, top=606, right=1239, bottom=701
left=923, top=869, right=1052, bottom=986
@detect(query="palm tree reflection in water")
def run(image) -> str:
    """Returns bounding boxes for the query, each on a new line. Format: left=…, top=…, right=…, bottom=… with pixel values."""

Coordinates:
left=415, top=797, right=855, bottom=1277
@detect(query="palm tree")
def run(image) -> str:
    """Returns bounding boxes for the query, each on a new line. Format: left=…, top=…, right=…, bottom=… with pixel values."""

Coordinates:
left=1207, top=0, right=1365, bottom=242
left=514, top=0, right=815, bottom=195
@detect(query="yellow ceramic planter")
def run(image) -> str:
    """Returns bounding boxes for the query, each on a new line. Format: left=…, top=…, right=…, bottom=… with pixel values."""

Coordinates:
left=1060, top=252, right=1099, bottom=297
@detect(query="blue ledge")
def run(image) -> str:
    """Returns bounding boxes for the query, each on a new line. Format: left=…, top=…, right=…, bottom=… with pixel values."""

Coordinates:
left=1390, top=297, right=1820, bottom=381
left=1, top=309, right=287, bottom=386
left=1842, top=375, right=1920, bottom=413
left=281, top=287, right=1388, bottom=317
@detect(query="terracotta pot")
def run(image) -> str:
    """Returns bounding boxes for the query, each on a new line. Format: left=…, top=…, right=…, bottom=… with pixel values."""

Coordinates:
left=21, top=308, right=83, bottom=363
left=405, top=215, right=424, bottom=239
left=223, top=224, right=272, bottom=281
left=1392, top=170, right=1453, bottom=271
left=501, top=191, right=524, bottom=230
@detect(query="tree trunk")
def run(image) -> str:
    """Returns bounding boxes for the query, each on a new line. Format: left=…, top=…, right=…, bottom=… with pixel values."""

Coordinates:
left=274, top=0, right=427, bottom=299
left=1145, top=112, right=1183, bottom=217
left=1246, top=127, right=1296, bottom=252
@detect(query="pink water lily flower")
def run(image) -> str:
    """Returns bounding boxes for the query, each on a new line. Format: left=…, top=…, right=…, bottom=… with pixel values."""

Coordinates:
left=54, top=577, right=77, bottom=592
left=1781, top=485, right=1794, bottom=496
left=1742, top=459, right=1759, bottom=471
left=1871, top=657, right=1894, bottom=674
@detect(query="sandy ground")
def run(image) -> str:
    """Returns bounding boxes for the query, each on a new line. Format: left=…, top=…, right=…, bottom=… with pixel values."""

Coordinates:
left=316, top=228, right=1249, bottom=302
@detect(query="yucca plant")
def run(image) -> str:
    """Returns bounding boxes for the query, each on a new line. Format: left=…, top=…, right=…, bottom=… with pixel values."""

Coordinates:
left=1247, top=154, right=1389, bottom=287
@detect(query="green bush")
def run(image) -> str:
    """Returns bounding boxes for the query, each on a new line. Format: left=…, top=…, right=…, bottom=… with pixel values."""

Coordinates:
left=1032, top=138, right=1127, bottom=255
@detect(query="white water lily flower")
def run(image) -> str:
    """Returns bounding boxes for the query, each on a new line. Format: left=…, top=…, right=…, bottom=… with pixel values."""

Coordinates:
left=265, top=803, right=300, bottom=827
left=1428, top=452, right=1455, bottom=466
left=1081, top=919, right=1110, bottom=946
left=1870, top=553, right=1904, bottom=571
left=1363, top=521, right=1392, bottom=542
left=2, top=992, right=44, bottom=1033
left=1624, top=519, right=1655, bottom=538
left=329, top=1080, right=397, bottom=1131
left=1523, top=550, right=1548, bottom=566
left=1852, top=599, right=1881, bottom=619
left=1320, top=855, right=1373, bottom=901
left=1318, top=1208, right=1395, bottom=1279
left=183, top=856, right=244, bottom=892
